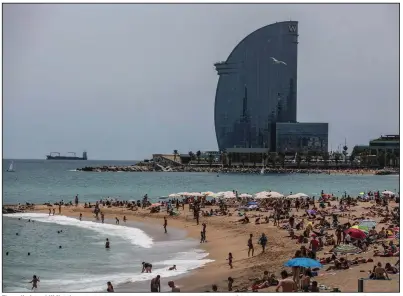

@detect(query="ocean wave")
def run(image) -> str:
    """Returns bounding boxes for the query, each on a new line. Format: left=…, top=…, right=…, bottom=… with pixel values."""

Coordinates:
left=4, top=213, right=153, bottom=248
left=47, top=250, right=214, bottom=292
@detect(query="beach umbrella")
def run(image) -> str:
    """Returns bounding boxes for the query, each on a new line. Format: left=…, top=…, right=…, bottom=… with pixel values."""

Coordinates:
left=168, top=193, right=180, bottom=198
left=359, top=220, right=377, bottom=229
left=202, top=191, right=215, bottom=196
left=345, top=228, right=367, bottom=239
left=223, top=192, right=236, bottom=199
left=296, top=192, right=309, bottom=198
left=268, top=192, right=284, bottom=198
left=284, top=258, right=322, bottom=268
left=150, top=203, right=161, bottom=207
left=382, top=190, right=395, bottom=195
left=351, top=225, right=369, bottom=232
left=331, top=244, right=362, bottom=255
left=239, top=193, right=253, bottom=198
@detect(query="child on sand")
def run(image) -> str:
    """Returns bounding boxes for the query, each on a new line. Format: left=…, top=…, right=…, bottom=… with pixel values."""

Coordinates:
left=227, top=252, right=233, bottom=269
left=30, top=275, right=40, bottom=290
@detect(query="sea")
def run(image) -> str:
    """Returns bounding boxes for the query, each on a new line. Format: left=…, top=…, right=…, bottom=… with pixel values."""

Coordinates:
left=2, top=159, right=400, bottom=292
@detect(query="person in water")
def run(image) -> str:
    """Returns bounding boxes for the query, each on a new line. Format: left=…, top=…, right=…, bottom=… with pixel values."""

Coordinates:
left=106, top=281, right=114, bottom=292
left=115, top=217, right=119, bottom=225
left=163, top=217, right=167, bottom=233
left=79, top=213, right=82, bottom=221
left=30, top=275, right=40, bottom=290
left=142, top=262, right=153, bottom=273
left=105, top=238, right=110, bottom=249
left=168, top=265, right=176, bottom=270
left=150, top=275, right=161, bottom=292
left=49, top=209, right=51, bottom=216
left=52, top=208, right=55, bottom=215
left=123, top=216, right=127, bottom=222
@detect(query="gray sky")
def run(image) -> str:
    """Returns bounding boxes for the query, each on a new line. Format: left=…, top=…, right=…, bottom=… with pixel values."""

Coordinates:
left=3, top=4, right=399, bottom=160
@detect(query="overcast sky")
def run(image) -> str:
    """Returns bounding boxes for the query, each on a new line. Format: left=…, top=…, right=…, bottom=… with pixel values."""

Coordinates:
left=3, top=3, right=399, bottom=160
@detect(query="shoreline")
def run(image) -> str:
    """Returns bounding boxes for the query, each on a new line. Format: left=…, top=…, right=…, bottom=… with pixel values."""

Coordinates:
left=75, top=164, right=399, bottom=176
left=3, top=199, right=400, bottom=292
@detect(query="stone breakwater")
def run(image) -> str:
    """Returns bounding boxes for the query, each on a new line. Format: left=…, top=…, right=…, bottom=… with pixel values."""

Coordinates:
left=76, top=165, right=398, bottom=175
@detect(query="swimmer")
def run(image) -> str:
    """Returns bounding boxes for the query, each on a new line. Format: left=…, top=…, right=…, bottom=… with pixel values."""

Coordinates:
left=142, top=262, right=153, bottom=273
left=106, top=281, right=114, bottom=292
left=6, top=252, right=9, bottom=256
left=105, top=238, right=110, bottom=249
left=59, top=246, right=62, bottom=249
left=168, top=265, right=177, bottom=271
left=30, top=275, right=40, bottom=290
left=28, top=252, right=30, bottom=256
left=16, top=233, right=19, bottom=236
left=79, top=213, right=82, bottom=221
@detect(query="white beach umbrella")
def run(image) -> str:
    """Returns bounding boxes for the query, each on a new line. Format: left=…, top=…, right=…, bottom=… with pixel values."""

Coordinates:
left=177, top=192, right=188, bottom=196
left=223, top=192, right=236, bottom=199
left=286, top=194, right=299, bottom=199
left=239, top=193, right=253, bottom=198
left=191, top=192, right=203, bottom=197
left=168, top=193, right=181, bottom=198
left=268, top=191, right=284, bottom=198
left=296, top=192, right=309, bottom=198
left=202, top=191, right=215, bottom=196
left=382, top=190, right=395, bottom=195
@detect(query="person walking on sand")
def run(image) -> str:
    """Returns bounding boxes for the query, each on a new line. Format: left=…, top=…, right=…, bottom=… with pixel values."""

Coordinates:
left=163, top=217, right=167, bottom=233
left=276, top=270, right=297, bottom=292
left=200, top=230, right=206, bottom=243
left=58, top=203, right=61, bottom=214
left=115, top=217, right=119, bottom=225
left=123, top=216, right=127, bottom=223
left=30, top=275, right=40, bottom=290
left=248, top=233, right=254, bottom=257
left=150, top=275, right=161, bottom=292
left=52, top=208, right=55, bottom=216
left=202, top=222, right=207, bottom=241
left=75, top=195, right=79, bottom=207
left=49, top=209, right=51, bottom=216
left=258, top=233, right=268, bottom=253
left=227, top=252, right=233, bottom=269
left=101, top=212, right=105, bottom=223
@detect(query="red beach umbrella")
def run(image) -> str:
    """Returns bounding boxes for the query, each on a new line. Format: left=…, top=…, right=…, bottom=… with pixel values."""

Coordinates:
left=345, top=228, right=367, bottom=239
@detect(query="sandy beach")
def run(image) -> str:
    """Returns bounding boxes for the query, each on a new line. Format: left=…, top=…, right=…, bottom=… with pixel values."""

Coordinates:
left=15, top=195, right=399, bottom=293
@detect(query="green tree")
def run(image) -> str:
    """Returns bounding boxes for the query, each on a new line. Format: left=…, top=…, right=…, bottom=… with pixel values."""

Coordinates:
left=305, top=154, right=312, bottom=167
left=188, top=151, right=194, bottom=164
left=228, top=153, right=233, bottom=167
left=323, top=152, right=330, bottom=168
left=334, top=153, right=341, bottom=167
left=296, top=152, right=302, bottom=168
left=196, top=150, right=201, bottom=164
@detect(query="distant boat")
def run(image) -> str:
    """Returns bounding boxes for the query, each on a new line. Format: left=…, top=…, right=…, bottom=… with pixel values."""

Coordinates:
left=7, top=161, right=15, bottom=172
left=46, top=151, right=88, bottom=160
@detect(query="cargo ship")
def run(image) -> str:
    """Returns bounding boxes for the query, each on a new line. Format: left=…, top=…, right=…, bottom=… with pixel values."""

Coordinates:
left=46, top=151, right=88, bottom=160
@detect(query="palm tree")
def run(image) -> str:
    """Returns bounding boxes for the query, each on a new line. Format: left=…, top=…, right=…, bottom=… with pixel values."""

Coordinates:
left=188, top=151, right=194, bottom=164
left=278, top=152, right=285, bottom=168
left=173, top=150, right=178, bottom=162
left=334, top=153, right=341, bottom=167
left=270, top=152, right=277, bottom=168
left=228, top=152, right=233, bottom=167
left=323, top=152, right=330, bottom=168
left=196, top=150, right=201, bottom=164
left=296, top=152, right=302, bottom=168
left=377, top=149, right=386, bottom=168
left=305, top=154, right=312, bottom=167
left=208, top=153, right=214, bottom=167
left=262, top=153, right=268, bottom=167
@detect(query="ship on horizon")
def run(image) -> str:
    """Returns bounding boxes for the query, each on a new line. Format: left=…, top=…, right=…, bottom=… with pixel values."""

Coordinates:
left=46, top=151, right=88, bottom=160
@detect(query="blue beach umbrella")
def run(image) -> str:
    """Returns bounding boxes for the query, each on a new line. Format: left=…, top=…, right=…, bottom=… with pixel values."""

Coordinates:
left=284, top=258, right=323, bottom=268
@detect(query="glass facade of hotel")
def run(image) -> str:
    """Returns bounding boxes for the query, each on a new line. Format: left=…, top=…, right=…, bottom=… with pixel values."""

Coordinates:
left=214, top=21, right=299, bottom=151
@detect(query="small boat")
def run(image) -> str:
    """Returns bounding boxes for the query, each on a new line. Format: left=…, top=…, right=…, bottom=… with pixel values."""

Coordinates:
left=7, top=161, right=15, bottom=172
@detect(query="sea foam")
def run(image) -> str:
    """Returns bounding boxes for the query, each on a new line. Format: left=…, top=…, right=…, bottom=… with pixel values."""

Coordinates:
left=4, top=213, right=153, bottom=248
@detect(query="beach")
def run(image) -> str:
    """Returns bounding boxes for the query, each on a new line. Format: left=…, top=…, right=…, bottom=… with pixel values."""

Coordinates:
left=8, top=196, right=399, bottom=293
